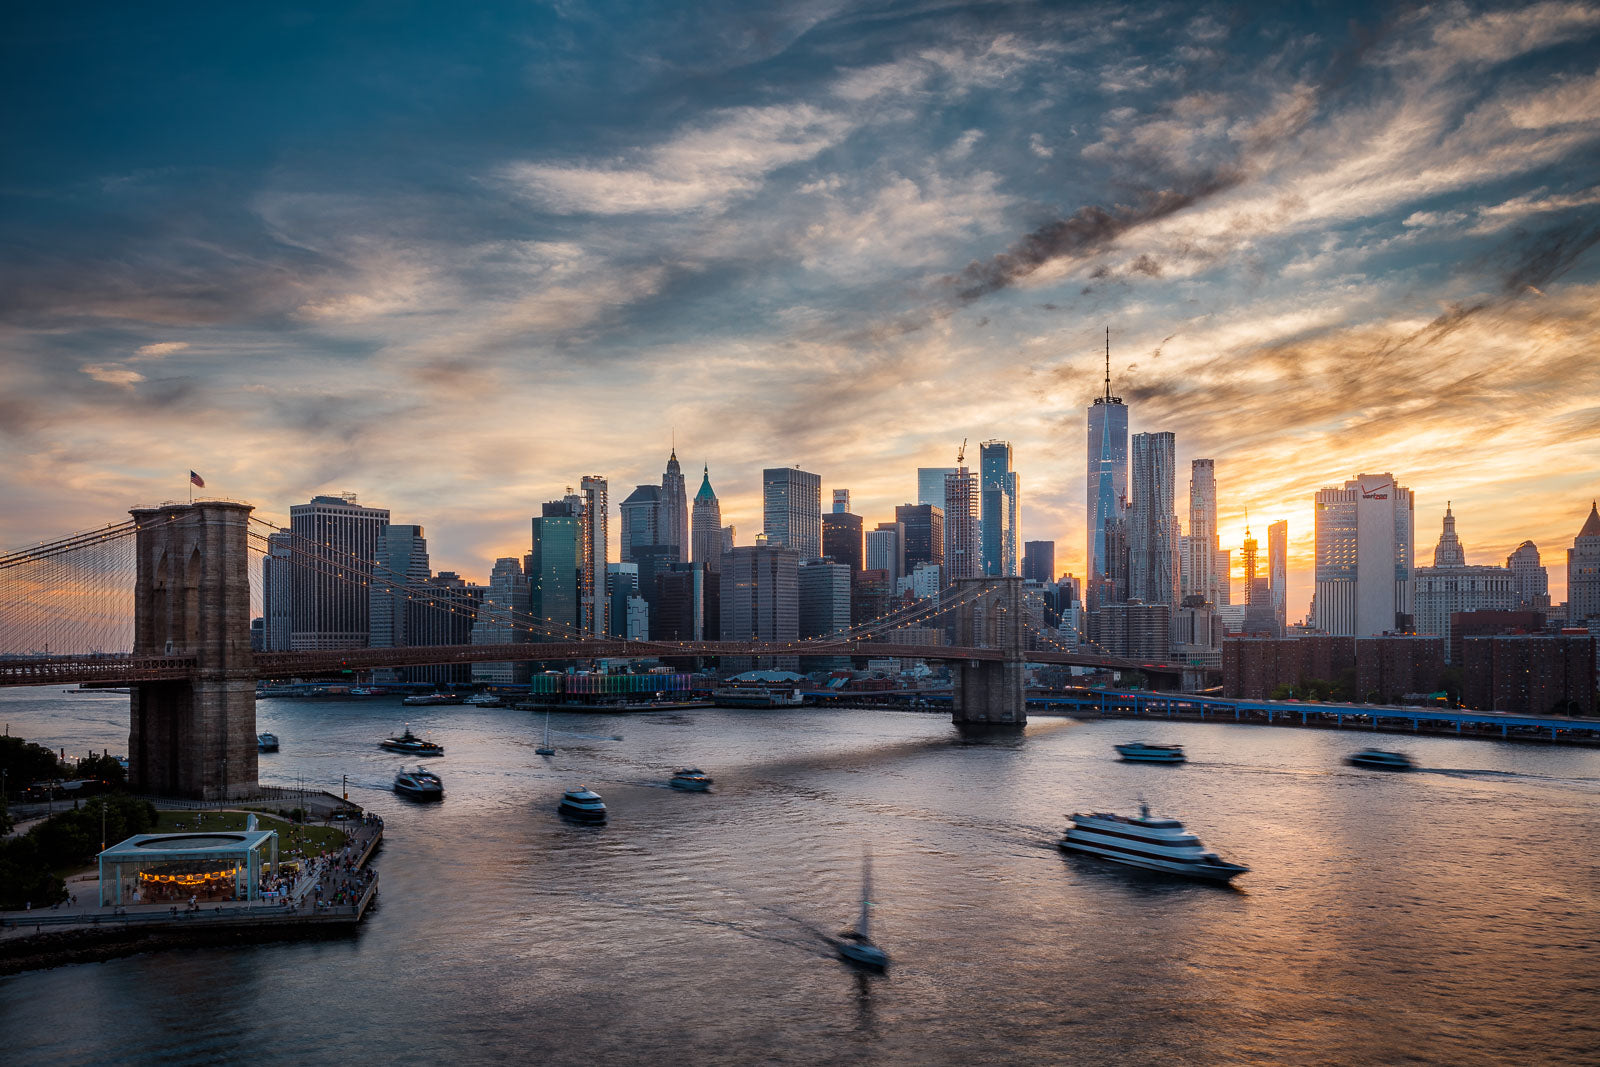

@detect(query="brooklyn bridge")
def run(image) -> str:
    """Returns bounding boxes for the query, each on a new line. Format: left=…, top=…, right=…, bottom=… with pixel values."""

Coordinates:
left=1, top=500, right=1198, bottom=799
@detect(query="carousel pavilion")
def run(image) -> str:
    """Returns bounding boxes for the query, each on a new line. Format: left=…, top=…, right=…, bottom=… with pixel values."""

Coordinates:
left=97, top=828, right=279, bottom=907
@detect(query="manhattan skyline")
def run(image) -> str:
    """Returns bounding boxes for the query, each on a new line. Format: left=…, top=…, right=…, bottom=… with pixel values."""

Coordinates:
left=3, top=2, right=1599, bottom=623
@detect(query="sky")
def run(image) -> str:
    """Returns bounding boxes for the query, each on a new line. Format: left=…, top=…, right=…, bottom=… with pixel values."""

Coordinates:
left=3, top=0, right=1599, bottom=622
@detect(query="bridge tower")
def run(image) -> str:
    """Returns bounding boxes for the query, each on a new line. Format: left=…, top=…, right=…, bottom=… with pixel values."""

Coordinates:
left=128, top=501, right=258, bottom=800
left=949, top=576, right=1026, bottom=727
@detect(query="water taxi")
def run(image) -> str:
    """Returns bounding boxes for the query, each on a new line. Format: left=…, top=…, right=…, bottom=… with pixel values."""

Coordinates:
left=1059, top=803, right=1248, bottom=883
left=1115, top=741, right=1186, bottom=763
left=380, top=725, right=444, bottom=757
left=558, top=786, right=607, bottom=822
left=1346, top=748, right=1414, bottom=770
left=394, top=766, right=444, bottom=800
left=669, top=768, right=714, bottom=792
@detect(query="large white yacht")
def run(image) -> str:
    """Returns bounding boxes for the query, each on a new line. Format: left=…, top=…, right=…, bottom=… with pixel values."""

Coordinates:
left=1115, top=741, right=1186, bottom=763
left=1059, top=803, right=1248, bottom=883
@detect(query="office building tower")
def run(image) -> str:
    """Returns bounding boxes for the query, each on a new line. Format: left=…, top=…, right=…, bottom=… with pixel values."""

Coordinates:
left=721, top=538, right=800, bottom=671
left=1268, top=520, right=1288, bottom=632
left=1413, top=504, right=1514, bottom=660
left=405, top=571, right=483, bottom=686
left=866, top=522, right=905, bottom=586
left=1022, top=541, right=1056, bottom=584
left=1129, top=432, right=1179, bottom=608
left=798, top=558, right=852, bottom=639
left=721, top=526, right=736, bottom=556
left=262, top=531, right=294, bottom=651
left=918, top=468, right=958, bottom=508
left=632, top=544, right=676, bottom=632
left=822, top=511, right=864, bottom=572
left=529, top=504, right=580, bottom=636
left=370, top=524, right=431, bottom=663
left=1312, top=473, right=1415, bottom=636
left=833, top=489, right=850, bottom=514
left=894, top=504, right=944, bottom=571
left=655, top=562, right=706, bottom=641
left=852, top=568, right=895, bottom=629
left=691, top=465, right=722, bottom=570
left=618, top=485, right=660, bottom=563
left=943, top=468, right=981, bottom=583
left=1092, top=601, right=1171, bottom=660
left=1568, top=502, right=1600, bottom=624
left=905, top=561, right=943, bottom=600
left=289, top=493, right=390, bottom=651
left=1506, top=541, right=1550, bottom=611
left=1215, top=548, right=1231, bottom=606
left=979, top=440, right=1020, bottom=576
left=605, top=562, right=640, bottom=639
left=1087, top=336, right=1128, bottom=611
left=762, top=467, right=822, bottom=559
left=1187, top=460, right=1219, bottom=604
left=658, top=450, right=688, bottom=562
left=472, top=558, right=532, bottom=685
left=578, top=476, right=609, bottom=637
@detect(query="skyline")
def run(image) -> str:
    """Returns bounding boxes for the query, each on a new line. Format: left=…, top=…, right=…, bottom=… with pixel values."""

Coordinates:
left=4, top=1, right=1599, bottom=622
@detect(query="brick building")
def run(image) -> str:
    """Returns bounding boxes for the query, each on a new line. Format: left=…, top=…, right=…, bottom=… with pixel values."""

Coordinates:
left=1461, top=634, right=1597, bottom=716
left=1354, top=635, right=1445, bottom=702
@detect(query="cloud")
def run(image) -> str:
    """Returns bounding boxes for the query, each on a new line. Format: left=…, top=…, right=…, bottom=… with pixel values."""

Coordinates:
left=502, top=104, right=852, bottom=215
left=81, top=363, right=145, bottom=387
left=132, top=341, right=189, bottom=359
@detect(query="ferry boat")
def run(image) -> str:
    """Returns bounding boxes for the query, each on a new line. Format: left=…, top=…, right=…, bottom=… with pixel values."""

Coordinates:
left=1115, top=741, right=1186, bottom=763
left=669, top=768, right=714, bottom=792
left=711, top=686, right=804, bottom=708
left=379, top=725, right=444, bottom=757
left=1058, top=803, right=1249, bottom=883
left=1346, top=748, right=1414, bottom=770
left=403, top=692, right=459, bottom=707
left=464, top=693, right=501, bottom=707
left=558, top=786, right=607, bottom=822
left=256, top=732, right=279, bottom=753
left=393, top=766, right=443, bottom=800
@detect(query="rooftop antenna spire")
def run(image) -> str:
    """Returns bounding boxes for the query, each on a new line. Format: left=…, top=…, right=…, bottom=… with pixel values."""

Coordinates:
left=1104, top=326, right=1111, bottom=401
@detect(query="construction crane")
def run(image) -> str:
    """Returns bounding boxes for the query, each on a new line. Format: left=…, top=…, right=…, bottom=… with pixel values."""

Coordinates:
left=956, top=437, right=967, bottom=465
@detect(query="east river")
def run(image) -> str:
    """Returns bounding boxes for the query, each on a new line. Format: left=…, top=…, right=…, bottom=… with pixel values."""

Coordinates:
left=2, top=687, right=1597, bottom=1065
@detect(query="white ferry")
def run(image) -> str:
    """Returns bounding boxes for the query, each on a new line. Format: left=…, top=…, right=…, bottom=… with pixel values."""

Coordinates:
left=1059, top=803, right=1248, bottom=883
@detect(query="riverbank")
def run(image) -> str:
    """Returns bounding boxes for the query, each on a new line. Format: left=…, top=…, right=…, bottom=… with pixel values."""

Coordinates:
left=0, top=812, right=383, bottom=975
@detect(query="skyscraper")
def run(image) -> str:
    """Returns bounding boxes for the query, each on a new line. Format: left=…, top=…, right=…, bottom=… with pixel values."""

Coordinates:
left=579, top=476, right=609, bottom=637
left=978, top=440, right=1019, bottom=576
left=1268, top=519, right=1288, bottom=633
left=917, top=468, right=958, bottom=508
left=1086, top=333, right=1128, bottom=611
left=943, top=467, right=980, bottom=583
left=530, top=503, right=580, bottom=636
left=262, top=530, right=294, bottom=651
left=1129, top=431, right=1179, bottom=608
left=866, top=523, right=905, bottom=585
left=1565, top=501, right=1600, bottom=623
left=288, top=493, right=390, bottom=651
left=691, top=465, right=722, bottom=571
left=1022, top=540, right=1056, bottom=584
left=762, top=467, right=822, bottom=559
left=618, top=485, right=660, bottom=563
left=832, top=489, right=850, bottom=514
left=798, top=558, right=851, bottom=639
left=658, top=449, right=688, bottom=562
left=895, top=503, right=944, bottom=571
left=1187, top=460, right=1218, bottom=604
left=471, top=558, right=532, bottom=684
left=821, top=511, right=863, bottom=572
left=370, top=523, right=430, bottom=656
left=1413, top=504, right=1515, bottom=660
left=721, top=538, right=800, bottom=671
left=1241, top=522, right=1275, bottom=635
left=1506, top=540, right=1550, bottom=611
left=1313, top=473, right=1415, bottom=636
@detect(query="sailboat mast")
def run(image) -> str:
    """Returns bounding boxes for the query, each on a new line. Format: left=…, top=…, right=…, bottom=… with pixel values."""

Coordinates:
left=858, top=850, right=873, bottom=937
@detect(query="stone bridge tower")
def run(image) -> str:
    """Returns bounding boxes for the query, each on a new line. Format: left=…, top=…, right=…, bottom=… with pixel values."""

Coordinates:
left=949, top=575, right=1026, bottom=727
left=129, top=501, right=258, bottom=799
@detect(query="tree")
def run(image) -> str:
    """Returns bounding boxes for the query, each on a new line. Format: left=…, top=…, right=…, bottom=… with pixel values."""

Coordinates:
left=77, top=753, right=126, bottom=788
left=1270, top=683, right=1295, bottom=700
left=0, top=735, right=65, bottom=791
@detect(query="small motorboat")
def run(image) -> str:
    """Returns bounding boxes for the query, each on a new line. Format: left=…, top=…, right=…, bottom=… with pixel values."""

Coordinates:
left=836, top=850, right=889, bottom=972
left=1115, top=741, right=1186, bottom=763
left=380, top=724, right=444, bottom=756
left=558, top=786, right=606, bottom=822
left=394, top=766, right=443, bottom=800
left=669, top=768, right=713, bottom=792
left=257, top=732, right=279, bottom=753
left=1347, top=748, right=1414, bottom=770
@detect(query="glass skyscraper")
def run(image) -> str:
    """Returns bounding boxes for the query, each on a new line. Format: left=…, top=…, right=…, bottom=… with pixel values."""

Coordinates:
left=979, top=439, right=1019, bottom=576
left=1086, top=385, right=1128, bottom=610
left=762, top=467, right=822, bottom=559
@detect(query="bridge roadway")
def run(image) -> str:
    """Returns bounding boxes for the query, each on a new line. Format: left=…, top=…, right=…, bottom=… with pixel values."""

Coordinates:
left=0, top=640, right=1187, bottom=687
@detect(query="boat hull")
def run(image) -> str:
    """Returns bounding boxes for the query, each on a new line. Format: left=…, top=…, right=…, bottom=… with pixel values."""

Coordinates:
left=1118, top=752, right=1185, bottom=763
left=1058, top=838, right=1246, bottom=883
left=394, top=784, right=443, bottom=801
left=670, top=778, right=712, bottom=792
left=1346, top=755, right=1412, bottom=770
left=558, top=802, right=606, bottom=822
left=380, top=741, right=444, bottom=756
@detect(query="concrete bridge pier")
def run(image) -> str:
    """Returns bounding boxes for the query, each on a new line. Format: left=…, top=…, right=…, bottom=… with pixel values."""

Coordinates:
left=129, top=501, right=258, bottom=800
left=949, top=576, right=1026, bottom=729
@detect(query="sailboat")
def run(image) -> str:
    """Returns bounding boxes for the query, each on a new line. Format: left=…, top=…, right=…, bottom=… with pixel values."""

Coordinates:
left=836, top=850, right=890, bottom=972
left=535, top=710, right=556, bottom=756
